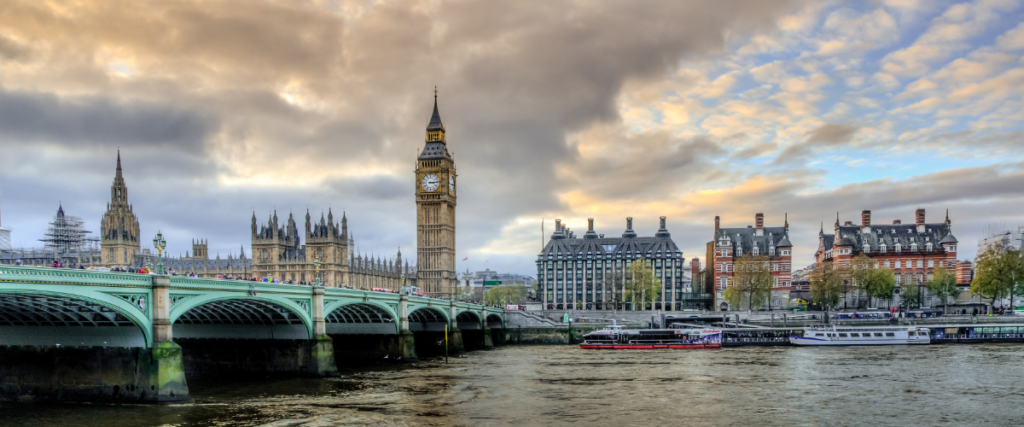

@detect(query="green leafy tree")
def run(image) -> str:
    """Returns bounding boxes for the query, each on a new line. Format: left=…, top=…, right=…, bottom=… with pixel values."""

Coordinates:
left=864, top=267, right=896, bottom=308
left=732, top=255, right=774, bottom=310
left=926, top=266, right=960, bottom=313
left=900, top=280, right=923, bottom=310
left=457, top=285, right=484, bottom=304
left=971, top=242, right=1024, bottom=308
left=625, top=257, right=662, bottom=311
left=606, top=270, right=630, bottom=310
left=849, top=254, right=875, bottom=309
left=484, top=284, right=529, bottom=307
left=810, top=261, right=846, bottom=309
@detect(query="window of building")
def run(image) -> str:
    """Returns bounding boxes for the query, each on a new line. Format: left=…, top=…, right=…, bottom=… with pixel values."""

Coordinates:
left=917, top=260, right=923, bottom=268
left=879, top=243, right=886, bottom=253
left=753, top=246, right=759, bottom=256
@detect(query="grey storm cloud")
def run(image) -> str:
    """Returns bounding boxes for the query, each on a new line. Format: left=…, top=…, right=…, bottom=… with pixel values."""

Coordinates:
left=0, top=0, right=813, bottom=274
left=0, top=87, right=215, bottom=149
left=772, top=123, right=861, bottom=166
left=807, top=124, right=860, bottom=145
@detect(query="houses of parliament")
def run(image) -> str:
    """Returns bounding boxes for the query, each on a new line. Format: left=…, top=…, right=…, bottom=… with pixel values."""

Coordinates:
left=2, top=95, right=458, bottom=294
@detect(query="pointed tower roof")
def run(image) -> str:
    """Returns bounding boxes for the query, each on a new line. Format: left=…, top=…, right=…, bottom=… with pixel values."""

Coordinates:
left=116, top=150, right=123, bottom=178
left=427, top=87, right=444, bottom=131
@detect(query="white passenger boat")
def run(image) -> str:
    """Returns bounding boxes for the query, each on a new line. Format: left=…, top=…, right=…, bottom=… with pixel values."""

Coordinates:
left=789, top=326, right=930, bottom=346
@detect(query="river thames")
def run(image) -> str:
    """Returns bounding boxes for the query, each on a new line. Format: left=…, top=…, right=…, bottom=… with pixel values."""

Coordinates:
left=2, top=344, right=1023, bottom=426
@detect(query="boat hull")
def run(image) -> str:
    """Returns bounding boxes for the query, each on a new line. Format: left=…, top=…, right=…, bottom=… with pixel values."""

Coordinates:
left=579, top=343, right=721, bottom=350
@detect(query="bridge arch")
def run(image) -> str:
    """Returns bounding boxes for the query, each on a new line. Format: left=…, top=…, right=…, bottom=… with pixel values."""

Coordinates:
left=486, top=313, right=505, bottom=329
left=456, top=310, right=482, bottom=330
left=0, top=290, right=152, bottom=347
left=170, top=294, right=312, bottom=340
left=407, top=306, right=450, bottom=332
left=324, top=302, right=399, bottom=335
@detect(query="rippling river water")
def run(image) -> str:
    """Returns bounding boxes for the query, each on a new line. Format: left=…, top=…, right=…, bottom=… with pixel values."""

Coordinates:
left=3, top=344, right=1024, bottom=426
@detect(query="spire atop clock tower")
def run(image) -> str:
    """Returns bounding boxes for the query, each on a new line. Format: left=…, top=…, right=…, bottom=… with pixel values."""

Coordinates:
left=420, top=88, right=451, bottom=161
left=415, top=89, right=457, bottom=295
left=428, top=86, right=444, bottom=133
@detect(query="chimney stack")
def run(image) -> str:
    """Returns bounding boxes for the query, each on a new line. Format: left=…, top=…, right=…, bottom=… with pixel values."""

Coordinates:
left=844, top=221, right=853, bottom=226
left=862, top=210, right=871, bottom=228
left=660, top=216, right=667, bottom=229
left=915, top=208, right=926, bottom=232
left=555, top=219, right=561, bottom=231
left=714, top=216, right=720, bottom=233
left=893, top=219, right=901, bottom=225
left=691, top=258, right=701, bottom=289
left=755, top=213, right=764, bottom=236
left=627, top=217, right=633, bottom=230
left=588, top=218, right=594, bottom=231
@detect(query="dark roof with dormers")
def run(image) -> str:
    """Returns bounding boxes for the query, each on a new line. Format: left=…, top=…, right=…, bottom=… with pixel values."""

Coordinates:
left=819, top=220, right=955, bottom=254
left=539, top=220, right=683, bottom=260
left=715, top=226, right=790, bottom=255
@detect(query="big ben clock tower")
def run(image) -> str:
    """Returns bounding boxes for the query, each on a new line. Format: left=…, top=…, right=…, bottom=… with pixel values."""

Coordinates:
left=416, top=90, right=457, bottom=295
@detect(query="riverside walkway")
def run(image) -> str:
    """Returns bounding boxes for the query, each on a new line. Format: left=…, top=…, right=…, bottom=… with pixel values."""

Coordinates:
left=0, top=265, right=505, bottom=403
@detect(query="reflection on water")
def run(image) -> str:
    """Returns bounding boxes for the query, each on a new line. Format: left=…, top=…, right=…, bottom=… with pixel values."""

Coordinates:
left=3, top=345, right=1024, bottom=426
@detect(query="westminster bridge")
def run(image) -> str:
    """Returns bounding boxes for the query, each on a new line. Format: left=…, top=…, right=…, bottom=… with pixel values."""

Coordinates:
left=0, top=265, right=506, bottom=403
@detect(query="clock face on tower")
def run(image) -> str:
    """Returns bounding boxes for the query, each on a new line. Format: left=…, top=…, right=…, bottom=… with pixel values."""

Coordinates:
left=421, top=174, right=439, bottom=192
left=449, top=175, right=455, bottom=194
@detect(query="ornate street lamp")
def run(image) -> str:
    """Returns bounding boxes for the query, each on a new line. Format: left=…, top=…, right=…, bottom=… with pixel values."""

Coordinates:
left=152, top=231, right=166, bottom=275
left=314, top=257, right=322, bottom=287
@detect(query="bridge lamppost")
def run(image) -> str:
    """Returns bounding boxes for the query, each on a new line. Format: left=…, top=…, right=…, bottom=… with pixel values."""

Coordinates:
left=152, top=231, right=167, bottom=275
left=314, top=257, right=322, bottom=287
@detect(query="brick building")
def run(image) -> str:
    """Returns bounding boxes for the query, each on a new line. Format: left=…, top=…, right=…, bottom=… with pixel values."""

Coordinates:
left=711, top=213, right=793, bottom=311
left=814, top=209, right=959, bottom=307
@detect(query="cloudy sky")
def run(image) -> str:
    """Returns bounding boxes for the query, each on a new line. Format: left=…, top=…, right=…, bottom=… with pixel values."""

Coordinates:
left=2, top=0, right=1023, bottom=275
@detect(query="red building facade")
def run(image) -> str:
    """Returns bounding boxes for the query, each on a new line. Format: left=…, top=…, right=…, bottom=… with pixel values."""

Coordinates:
left=712, top=213, right=793, bottom=311
left=814, top=209, right=959, bottom=305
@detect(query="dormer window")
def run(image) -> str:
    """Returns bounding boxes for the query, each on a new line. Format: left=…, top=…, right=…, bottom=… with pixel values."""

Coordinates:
left=769, top=246, right=776, bottom=256
left=753, top=246, right=759, bottom=256
left=910, top=243, right=918, bottom=252
left=926, top=242, right=933, bottom=251
left=895, top=243, right=902, bottom=252
left=879, top=243, right=886, bottom=253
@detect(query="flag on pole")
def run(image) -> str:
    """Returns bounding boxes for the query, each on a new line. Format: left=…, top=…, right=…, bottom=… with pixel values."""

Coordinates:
left=462, top=257, right=469, bottom=261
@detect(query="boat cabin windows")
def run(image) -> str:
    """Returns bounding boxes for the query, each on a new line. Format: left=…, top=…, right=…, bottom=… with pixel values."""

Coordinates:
left=885, top=333, right=895, bottom=337
left=874, top=333, right=883, bottom=337
left=838, top=333, right=848, bottom=337
left=849, top=333, right=859, bottom=337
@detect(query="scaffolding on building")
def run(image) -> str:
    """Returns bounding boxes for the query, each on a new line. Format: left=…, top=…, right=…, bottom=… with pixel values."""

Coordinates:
left=39, top=205, right=100, bottom=257
left=0, top=205, right=101, bottom=266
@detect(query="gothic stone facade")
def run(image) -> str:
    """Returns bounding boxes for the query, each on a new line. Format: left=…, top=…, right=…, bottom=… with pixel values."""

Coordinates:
left=537, top=217, right=690, bottom=311
left=250, top=210, right=407, bottom=289
left=100, top=151, right=141, bottom=267
left=712, top=213, right=794, bottom=311
left=415, top=94, right=457, bottom=295
left=815, top=209, right=959, bottom=306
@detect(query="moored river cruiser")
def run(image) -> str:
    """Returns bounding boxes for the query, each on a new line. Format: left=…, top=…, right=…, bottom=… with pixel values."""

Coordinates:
left=580, top=326, right=722, bottom=350
left=789, top=326, right=930, bottom=346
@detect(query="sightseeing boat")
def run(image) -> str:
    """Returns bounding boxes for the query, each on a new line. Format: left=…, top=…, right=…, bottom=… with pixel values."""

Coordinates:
left=789, top=326, right=931, bottom=346
left=580, top=326, right=722, bottom=350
